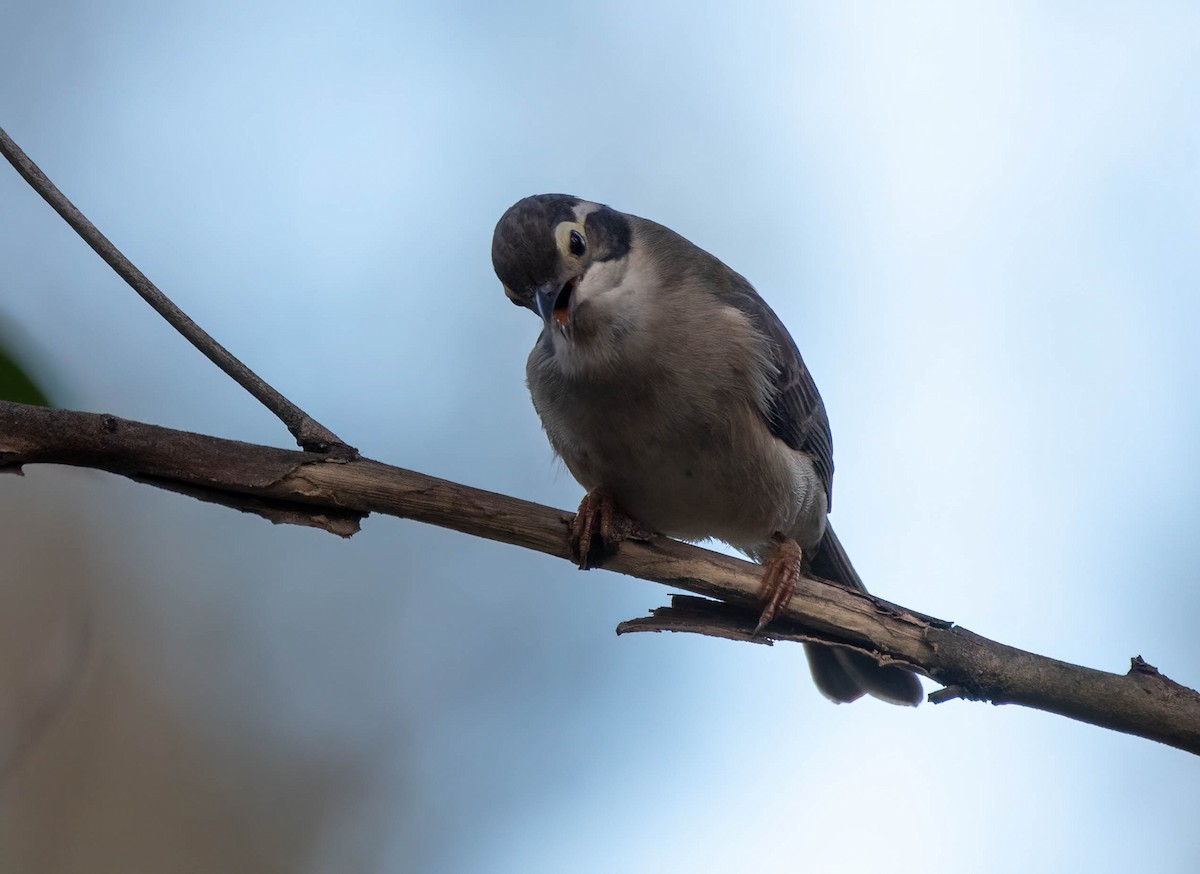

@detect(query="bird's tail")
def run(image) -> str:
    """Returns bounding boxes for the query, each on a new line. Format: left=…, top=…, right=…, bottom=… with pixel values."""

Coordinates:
left=804, top=524, right=923, bottom=706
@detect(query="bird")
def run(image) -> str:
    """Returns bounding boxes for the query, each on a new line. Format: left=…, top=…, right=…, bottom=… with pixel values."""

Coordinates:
left=491, top=193, right=922, bottom=706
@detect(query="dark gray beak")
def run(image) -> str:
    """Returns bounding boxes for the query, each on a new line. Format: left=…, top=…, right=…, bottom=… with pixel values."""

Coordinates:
left=532, top=277, right=579, bottom=330
left=533, top=282, right=559, bottom=323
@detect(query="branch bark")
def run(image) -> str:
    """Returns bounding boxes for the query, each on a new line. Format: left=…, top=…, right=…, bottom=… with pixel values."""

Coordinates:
left=3, top=399, right=1199, bottom=755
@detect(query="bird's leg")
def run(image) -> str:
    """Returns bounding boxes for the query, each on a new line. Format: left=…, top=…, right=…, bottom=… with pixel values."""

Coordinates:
left=755, top=532, right=803, bottom=634
left=569, top=487, right=654, bottom=569
left=570, top=487, right=610, bottom=568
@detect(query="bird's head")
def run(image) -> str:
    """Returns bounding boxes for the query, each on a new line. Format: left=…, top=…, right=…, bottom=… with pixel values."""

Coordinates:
left=491, top=194, right=634, bottom=340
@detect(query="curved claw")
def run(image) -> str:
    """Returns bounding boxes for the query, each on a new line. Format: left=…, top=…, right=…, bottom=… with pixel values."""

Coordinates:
left=755, top=533, right=803, bottom=634
left=569, top=487, right=654, bottom=569
left=570, top=488, right=609, bottom=568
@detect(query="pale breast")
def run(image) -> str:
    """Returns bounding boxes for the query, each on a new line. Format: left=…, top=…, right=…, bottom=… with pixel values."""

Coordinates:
left=527, top=330, right=828, bottom=553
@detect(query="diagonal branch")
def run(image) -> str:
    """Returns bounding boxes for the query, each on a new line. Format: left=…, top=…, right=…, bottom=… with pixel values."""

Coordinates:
left=3, top=398, right=1199, bottom=756
left=0, top=124, right=352, bottom=457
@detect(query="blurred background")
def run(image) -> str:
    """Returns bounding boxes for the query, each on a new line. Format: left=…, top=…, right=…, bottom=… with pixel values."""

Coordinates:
left=1, top=2, right=1198, bottom=871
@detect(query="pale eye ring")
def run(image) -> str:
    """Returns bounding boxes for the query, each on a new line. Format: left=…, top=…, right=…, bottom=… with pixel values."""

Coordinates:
left=568, top=229, right=586, bottom=257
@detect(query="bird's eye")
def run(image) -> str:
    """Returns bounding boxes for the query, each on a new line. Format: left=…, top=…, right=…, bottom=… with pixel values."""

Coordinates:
left=569, top=230, right=586, bottom=257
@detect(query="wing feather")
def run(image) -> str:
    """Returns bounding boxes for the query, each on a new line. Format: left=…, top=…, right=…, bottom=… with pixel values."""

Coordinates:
left=719, top=277, right=834, bottom=508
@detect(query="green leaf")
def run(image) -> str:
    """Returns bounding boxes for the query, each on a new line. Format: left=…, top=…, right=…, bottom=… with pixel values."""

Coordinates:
left=0, top=345, right=51, bottom=407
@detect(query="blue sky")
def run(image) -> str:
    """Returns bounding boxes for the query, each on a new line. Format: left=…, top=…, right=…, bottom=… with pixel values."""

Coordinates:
left=1, top=2, right=1198, bottom=872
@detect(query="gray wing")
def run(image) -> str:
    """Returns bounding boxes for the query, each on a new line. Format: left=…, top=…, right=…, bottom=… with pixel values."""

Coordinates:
left=721, top=278, right=834, bottom=508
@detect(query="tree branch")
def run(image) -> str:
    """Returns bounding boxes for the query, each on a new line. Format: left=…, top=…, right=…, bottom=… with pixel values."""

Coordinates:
left=0, top=124, right=352, bottom=456
left=3, top=399, right=1198, bottom=755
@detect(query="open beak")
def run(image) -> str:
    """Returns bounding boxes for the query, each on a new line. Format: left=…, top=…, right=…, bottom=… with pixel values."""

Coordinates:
left=533, top=276, right=579, bottom=336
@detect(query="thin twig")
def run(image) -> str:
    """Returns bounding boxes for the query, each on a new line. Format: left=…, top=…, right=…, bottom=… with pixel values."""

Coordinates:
left=0, top=124, right=353, bottom=457
left=3, top=400, right=1199, bottom=756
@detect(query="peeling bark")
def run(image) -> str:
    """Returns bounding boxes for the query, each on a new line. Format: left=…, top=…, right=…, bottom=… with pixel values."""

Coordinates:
left=3, top=400, right=1199, bottom=756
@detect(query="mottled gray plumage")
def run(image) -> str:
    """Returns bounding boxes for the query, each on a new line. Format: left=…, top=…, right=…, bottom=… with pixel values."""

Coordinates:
left=493, top=194, right=921, bottom=706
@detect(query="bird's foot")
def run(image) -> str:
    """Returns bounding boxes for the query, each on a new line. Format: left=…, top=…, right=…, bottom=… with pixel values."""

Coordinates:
left=755, top=533, right=803, bottom=634
left=570, top=487, right=654, bottom=569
